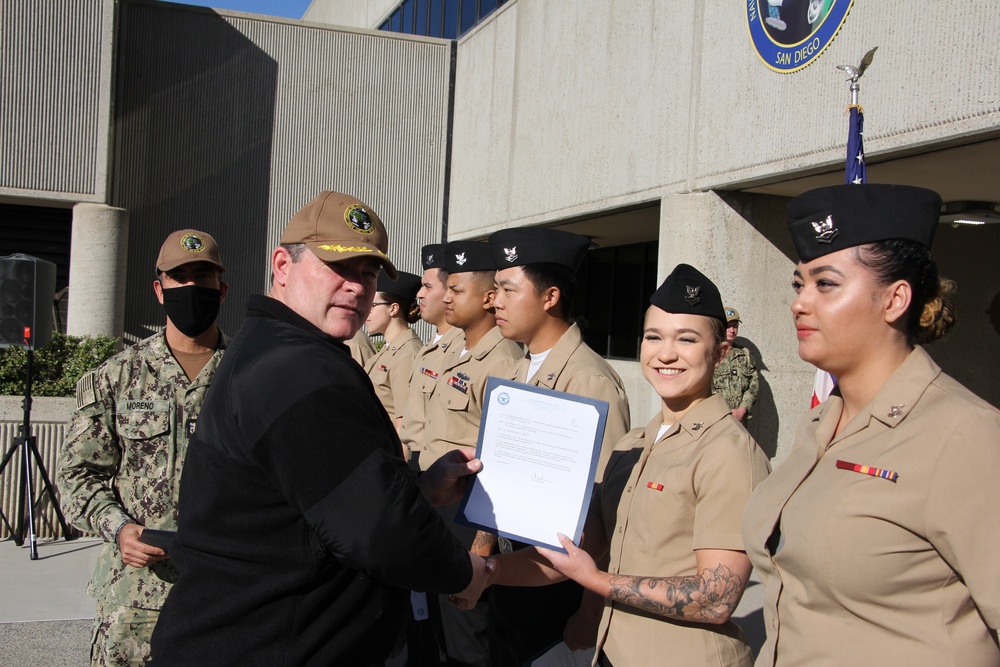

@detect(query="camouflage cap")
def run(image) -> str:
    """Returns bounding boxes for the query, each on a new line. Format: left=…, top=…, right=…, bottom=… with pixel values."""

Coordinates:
left=280, top=191, right=398, bottom=279
left=156, top=229, right=226, bottom=272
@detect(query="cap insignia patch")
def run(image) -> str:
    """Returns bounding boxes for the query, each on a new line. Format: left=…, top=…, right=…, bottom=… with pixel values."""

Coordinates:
left=180, top=233, right=205, bottom=253
left=503, top=246, right=518, bottom=263
left=455, top=252, right=467, bottom=266
left=811, top=215, right=839, bottom=244
left=684, top=285, right=701, bottom=305
left=425, top=254, right=433, bottom=265
left=344, top=204, right=374, bottom=234
left=726, top=308, right=736, bottom=318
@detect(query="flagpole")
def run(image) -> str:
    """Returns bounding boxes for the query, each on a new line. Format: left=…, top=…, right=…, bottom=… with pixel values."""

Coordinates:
left=811, top=47, right=880, bottom=407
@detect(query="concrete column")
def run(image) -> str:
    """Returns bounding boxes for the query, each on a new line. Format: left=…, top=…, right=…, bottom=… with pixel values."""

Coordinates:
left=657, top=191, right=810, bottom=463
left=67, top=203, right=129, bottom=339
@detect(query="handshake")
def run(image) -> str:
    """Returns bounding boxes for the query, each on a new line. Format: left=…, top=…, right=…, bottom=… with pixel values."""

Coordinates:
left=448, top=554, right=496, bottom=611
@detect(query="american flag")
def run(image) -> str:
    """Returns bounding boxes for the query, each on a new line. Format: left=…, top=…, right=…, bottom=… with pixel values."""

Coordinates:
left=811, top=105, right=865, bottom=407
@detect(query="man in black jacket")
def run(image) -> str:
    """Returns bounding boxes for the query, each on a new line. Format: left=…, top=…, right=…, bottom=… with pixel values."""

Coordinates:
left=151, top=192, right=491, bottom=666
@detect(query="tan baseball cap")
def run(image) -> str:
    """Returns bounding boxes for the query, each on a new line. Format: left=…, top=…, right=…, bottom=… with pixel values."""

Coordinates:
left=156, top=229, right=226, bottom=272
left=280, top=191, right=397, bottom=279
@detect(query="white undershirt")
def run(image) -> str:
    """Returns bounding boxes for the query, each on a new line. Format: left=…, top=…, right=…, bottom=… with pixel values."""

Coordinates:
left=431, top=332, right=443, bottom=345
left=525, top=348, right=552, bottom=382
left=655, top=423, right=672, bottom=442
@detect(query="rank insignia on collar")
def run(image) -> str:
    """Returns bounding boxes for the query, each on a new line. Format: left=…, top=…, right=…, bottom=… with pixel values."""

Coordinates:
left=455, top=252, right=467, bottom=266
left=691, top=422, right=703, bottom=431
left=421, top=367, right=439, bottom=379
left=685, top=285, right=701, bottom=305
left=447, top=376, right=469, bottom=393
left=546, top=372, right=555, bottom=381
left=888, top=404, right=904, bottom=418
left=504, top=246, right=517, bottom=263
left=811, top=215, right=839, bottom=244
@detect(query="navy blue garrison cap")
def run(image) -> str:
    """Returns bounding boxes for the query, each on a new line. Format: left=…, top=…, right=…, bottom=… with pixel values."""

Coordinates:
left=377, top=270, right=421, bottom=301
left=421, top=244, right=446, bottom=270
left=488, top=227, right=590, bottom=272
left=444, top=241, right=494, bottom=273
left=788, top=184, right=941, bottom=262
left=649, top=264, right=726, bottom=324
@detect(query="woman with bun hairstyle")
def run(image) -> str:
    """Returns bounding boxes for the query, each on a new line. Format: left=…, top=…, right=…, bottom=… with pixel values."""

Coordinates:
left=483, top=264, right=770, bottom=667
left=742, top=184, right=1000, bottom=667
left=364, top=270, right=423, bottom=432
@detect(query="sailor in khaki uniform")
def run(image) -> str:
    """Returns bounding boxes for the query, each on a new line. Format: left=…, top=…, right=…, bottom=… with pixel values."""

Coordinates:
left=415, top=241, right=523, bottom=469
left=419, top=240, right=523, bottom=667
left=741, top=184, right=1000, bottom=667
left=400, top=244, right=465, bottom=468
left=486, top=265, right=769, bottom=667
left=484, top=226, right=632, bottom=665
left=364, top=270, right=423, bottom=430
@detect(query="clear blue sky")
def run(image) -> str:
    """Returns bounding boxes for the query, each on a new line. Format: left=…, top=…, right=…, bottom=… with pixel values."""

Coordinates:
left=177, top=0, right=314, bottom=19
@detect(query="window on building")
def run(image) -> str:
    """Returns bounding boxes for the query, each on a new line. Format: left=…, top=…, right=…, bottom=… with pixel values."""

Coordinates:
left=547, top=203, right=660, bottom=360
left=573, top=241, right=658, bottom=360
left=379, top=0, right=509, bottom=39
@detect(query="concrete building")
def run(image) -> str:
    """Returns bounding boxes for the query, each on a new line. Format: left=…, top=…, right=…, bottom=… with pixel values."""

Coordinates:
left=2, top=0, right=999, bottom=470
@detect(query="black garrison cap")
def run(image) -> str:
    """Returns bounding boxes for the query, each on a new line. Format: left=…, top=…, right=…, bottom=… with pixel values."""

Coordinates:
left=377, top=270, right=421, bottom=301
left=488, top=227, right=590, bottom=272
left=444, top=241, right=495, bottom=274
left=421, top=244, right=447, bottom=270
left=788, top=184, right=941, bottom=262
left=649, top=264, right=726, bottom=324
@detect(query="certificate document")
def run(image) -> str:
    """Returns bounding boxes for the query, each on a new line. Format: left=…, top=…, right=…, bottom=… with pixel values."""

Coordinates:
left=457, top=377, right=609, bottom=551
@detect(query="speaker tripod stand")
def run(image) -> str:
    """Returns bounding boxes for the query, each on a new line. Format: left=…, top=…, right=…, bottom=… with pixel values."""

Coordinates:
left=0, top=348, right=73, bottom=560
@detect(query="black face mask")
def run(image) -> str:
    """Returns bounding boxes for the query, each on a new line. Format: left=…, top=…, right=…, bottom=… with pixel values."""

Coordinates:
left=161, top=285, right=222, bottom=337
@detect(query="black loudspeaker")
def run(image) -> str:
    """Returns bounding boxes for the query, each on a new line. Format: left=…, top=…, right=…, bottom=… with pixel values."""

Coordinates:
left=0, top=254, right=56, bottom=350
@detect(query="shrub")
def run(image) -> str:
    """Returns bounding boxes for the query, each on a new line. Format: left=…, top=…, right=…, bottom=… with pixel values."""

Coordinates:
left=0, top=333, right=119, bottom=397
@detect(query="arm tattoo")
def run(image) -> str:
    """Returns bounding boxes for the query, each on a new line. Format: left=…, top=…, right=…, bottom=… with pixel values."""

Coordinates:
left=472, top=530, right=498, bottom=555
left=606, top=563, right=743, bottom=622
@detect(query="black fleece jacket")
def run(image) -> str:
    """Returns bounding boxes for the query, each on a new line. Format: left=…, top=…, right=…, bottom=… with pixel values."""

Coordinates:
left=152, top=295, right=472, bottom=666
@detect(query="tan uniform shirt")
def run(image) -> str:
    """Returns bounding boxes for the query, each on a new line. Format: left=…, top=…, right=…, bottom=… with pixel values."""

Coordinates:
left=595, top=393, right=770, bottom=667
left=399, top=327, right=465, bottom=461
left=414, top=326, right=523, bottom=470
left=742, top=347, right=1000, bottom=667
left=346, top=328, right=376, bottom=367
left=501, top=323, right=630, bottom=480
left=365, top=328, right=422, bottom=420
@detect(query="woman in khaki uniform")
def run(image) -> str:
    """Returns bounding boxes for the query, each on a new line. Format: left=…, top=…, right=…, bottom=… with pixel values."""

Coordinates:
left=742, top=184, right=1000, bottom=667
left=488, top=264, right=770, bottom=667
left=364, top=270, right=422, bottom=432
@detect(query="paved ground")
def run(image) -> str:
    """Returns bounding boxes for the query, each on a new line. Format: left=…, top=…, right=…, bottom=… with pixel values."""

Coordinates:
left=0, top=535, right=765, bottom=665
left=0, top=536, right=100, bottom=667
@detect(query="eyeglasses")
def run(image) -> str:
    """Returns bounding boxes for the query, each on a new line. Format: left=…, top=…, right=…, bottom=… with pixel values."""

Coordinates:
left=371, top=302, right=392, bottom=307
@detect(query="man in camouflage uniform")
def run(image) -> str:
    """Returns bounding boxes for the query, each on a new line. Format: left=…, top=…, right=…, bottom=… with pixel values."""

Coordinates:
left=57, top=229, right=229, bottom=667
left=712, top=306, right=759, bottom=422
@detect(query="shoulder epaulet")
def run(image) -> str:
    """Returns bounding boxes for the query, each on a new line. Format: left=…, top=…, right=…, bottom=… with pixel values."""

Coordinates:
left=75, top=371, right=98, bottom=409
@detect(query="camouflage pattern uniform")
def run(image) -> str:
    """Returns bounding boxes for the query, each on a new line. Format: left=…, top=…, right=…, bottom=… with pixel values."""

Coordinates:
left=712, top=344, right=759, bottom=417
left=57, top=331, right=227, bottom=667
